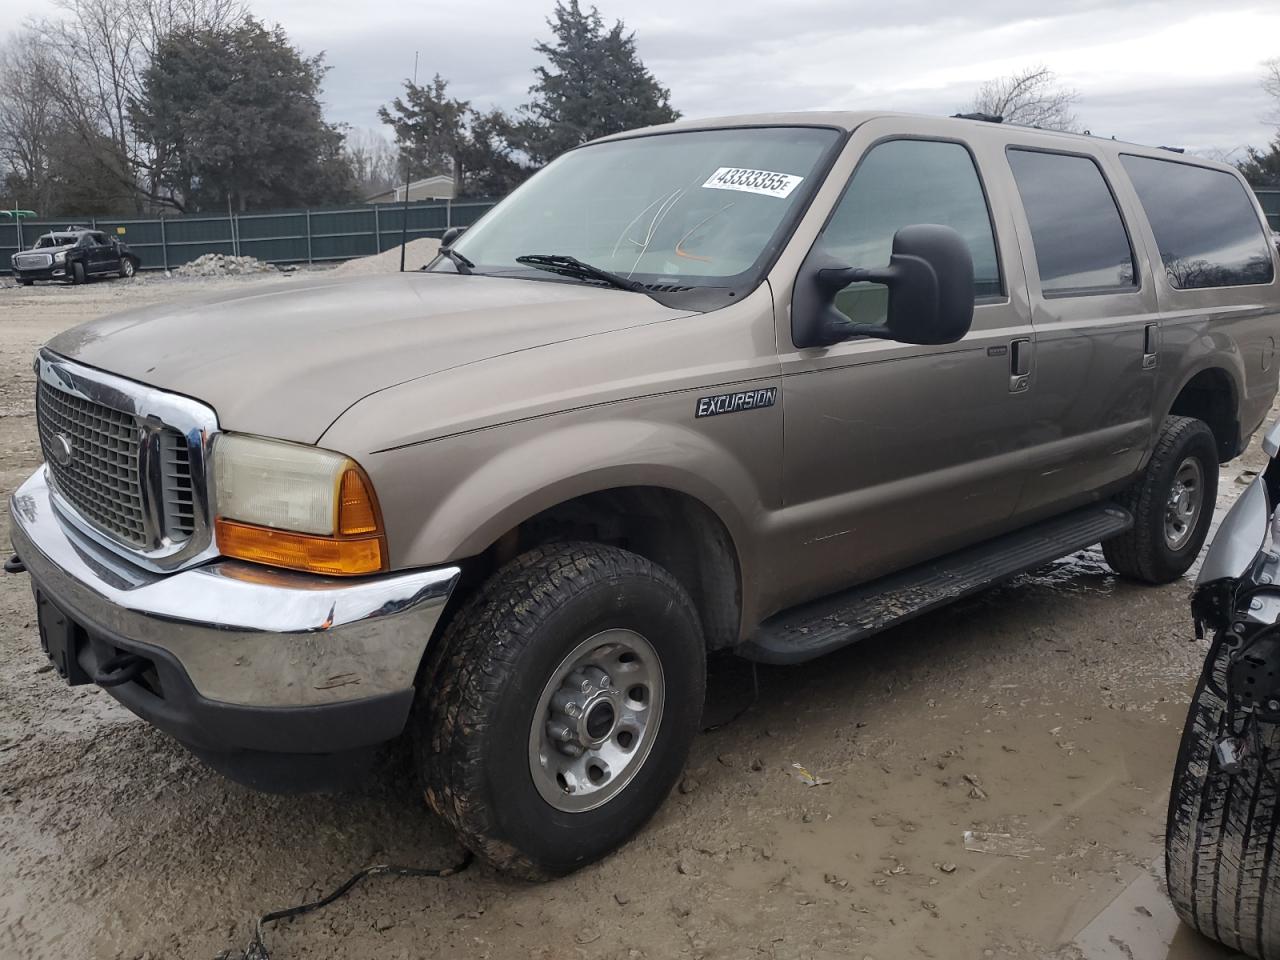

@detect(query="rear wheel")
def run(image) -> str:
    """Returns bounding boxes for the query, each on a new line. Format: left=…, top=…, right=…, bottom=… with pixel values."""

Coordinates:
left=1167, top=631, right=1280, bottom=958
left=415, top=542, right=705, bottom=879
left=19, top=279, right=33, bottom=286
left=1103, top=415, right=1218, bottom=583
left=118, top=257, right=136, bottom=279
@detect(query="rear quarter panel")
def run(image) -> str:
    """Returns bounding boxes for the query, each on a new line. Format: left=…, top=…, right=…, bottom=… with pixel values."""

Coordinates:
left=1111, top=150, right=1280, bottom=454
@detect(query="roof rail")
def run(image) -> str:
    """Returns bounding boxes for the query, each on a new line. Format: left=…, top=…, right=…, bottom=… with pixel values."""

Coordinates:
left=1158, top=146, right=1186, bottom=154
left=952, top=112, right=1003, bottom=124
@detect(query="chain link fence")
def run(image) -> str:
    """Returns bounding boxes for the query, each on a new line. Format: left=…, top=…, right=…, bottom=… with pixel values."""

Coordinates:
left=0, top=198, right=498, bottom=274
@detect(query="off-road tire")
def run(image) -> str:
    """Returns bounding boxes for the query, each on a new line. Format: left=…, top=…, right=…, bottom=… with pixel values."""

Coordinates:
left=69, top=261, right=85, bottom=285
left=415, top=542, right=705, bottom=879
left=1167, top=630, right=1280, bottom=958
left=1103, top=415, right=1218, bottom=583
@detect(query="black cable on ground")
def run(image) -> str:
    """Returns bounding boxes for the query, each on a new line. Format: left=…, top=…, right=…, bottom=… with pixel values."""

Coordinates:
left=702, top=659, right=759, bottom=733
left=218, top=851, right=473, bottom=960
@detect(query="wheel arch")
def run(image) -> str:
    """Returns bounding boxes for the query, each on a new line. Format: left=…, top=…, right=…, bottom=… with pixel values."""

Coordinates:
left=452, top=482, right=745, bottom=652
left=1166, top=365, right=1241, bottom=463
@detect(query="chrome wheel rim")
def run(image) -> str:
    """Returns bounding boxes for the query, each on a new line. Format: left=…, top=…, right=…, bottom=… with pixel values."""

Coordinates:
left=1165, top=457, right=1204, bottom=551
left=122, top=260, right=134, bottom=277
left=529, top=629, right=664, bottom=813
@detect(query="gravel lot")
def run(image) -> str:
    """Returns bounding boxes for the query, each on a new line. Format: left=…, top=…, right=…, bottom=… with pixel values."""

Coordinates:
left=0, top=271, right=1267, bottom=960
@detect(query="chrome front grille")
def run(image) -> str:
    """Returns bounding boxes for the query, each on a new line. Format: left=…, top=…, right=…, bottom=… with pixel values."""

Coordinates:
left=37, top=380, right=148, bottom=545
left=15, top=253, right=52, bottom=269
left=35, top=350, right=218, bottom=570
left=160, top=428, right=195, bottom=538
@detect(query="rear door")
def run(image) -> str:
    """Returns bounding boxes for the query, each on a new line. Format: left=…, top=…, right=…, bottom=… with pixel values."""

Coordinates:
left=998, top=142, right=1161, bottom=517
left=773, top=118, right=1036, bottom=604
left=87, top=233, right=114, bottom=274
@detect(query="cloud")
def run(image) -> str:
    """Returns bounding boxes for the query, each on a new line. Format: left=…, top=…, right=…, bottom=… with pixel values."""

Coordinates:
left=12, top=0, right=1273, bottom=153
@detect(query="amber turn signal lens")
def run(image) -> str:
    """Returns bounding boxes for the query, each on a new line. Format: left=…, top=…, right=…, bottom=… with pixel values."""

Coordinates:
left=338, top=468, right=379, bottom=536
left=215, top=518, right=385, bottom=576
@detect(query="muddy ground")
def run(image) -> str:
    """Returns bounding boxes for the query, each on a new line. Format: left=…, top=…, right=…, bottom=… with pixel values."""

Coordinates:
left=0, top=274, right=1267, bottom=960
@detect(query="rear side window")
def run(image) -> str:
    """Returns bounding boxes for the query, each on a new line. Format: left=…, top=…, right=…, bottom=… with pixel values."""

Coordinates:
left=1007, top=149, right=1137, bottom=295
left=1120, top=155, right=1274, bottom=289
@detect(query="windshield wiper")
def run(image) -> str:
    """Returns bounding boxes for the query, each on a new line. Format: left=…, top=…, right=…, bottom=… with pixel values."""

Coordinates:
left=514, top=253, right=645, bottom=294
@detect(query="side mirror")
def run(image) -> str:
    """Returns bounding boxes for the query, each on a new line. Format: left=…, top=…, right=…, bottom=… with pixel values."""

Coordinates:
left=792, top=223, right=976, bottom=349
left=440, top=226, right=467, bottom=249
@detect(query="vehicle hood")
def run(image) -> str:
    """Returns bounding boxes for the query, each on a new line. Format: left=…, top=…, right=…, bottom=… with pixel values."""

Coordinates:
left=46, top=272, right=694, bottom=443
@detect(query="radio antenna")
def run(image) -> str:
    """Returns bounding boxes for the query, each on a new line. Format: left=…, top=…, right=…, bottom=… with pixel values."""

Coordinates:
left=399, top=50, right=419, bottom=273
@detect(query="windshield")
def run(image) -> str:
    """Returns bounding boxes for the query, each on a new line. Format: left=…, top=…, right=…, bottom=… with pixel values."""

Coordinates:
left=34, top=235, right=75, bottom=249
left=441, top=126, right=842, bottom=306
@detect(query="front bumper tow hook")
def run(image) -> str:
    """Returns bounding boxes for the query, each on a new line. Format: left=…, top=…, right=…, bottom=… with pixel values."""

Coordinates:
left=4, top=554, right=26, bottom=575
left=1216, top=737, right=1244, bottom=775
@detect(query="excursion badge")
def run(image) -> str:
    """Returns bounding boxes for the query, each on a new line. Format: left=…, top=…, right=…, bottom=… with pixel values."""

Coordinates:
left=695, top=387, right=778, bottom=418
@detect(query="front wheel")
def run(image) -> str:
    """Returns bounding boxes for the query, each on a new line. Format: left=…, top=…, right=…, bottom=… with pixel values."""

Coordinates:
left=415, top=542, right=705, bottom=879
left=1103, top=415, right=1219, bottom=583
left=69, top=261, right=86, bottom=285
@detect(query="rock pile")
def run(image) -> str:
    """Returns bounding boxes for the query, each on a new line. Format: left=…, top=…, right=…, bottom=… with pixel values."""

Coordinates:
left=175, top=253, right=276, bottom=277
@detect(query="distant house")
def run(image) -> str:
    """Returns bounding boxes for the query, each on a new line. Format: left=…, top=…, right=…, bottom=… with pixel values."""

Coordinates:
left=366, top=175, right=455, bottom=204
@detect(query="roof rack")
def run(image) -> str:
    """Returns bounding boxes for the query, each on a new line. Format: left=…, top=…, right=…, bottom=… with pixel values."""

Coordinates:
left=1158, top=146, right=1186, bottom=154
left=952, top=112, right=1003, bottom=124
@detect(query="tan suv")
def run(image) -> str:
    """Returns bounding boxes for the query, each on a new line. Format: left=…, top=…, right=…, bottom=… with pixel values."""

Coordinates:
left=10, top=112, right=1280, bottom=877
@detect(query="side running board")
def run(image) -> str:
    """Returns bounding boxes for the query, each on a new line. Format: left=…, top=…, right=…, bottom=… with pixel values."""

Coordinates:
left=740, top=502, right=1133, bottom=665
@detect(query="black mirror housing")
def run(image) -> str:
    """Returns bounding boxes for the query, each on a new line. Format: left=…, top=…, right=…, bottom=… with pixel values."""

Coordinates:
left=792, top=223, right=976, bottom=348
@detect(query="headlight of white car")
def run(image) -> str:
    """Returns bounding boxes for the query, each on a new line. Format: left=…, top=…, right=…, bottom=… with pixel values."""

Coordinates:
left=213, top=433, right=385, bottom=575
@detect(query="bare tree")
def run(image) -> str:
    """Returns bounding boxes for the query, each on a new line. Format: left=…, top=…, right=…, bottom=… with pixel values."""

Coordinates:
left=344, top=128, right=401, bottom=197
left=0, top=31, right=62, bottom=211
left=967, top=65, right=1082, bottom=132
left=1264, top=57, right=1280, bottom=127
left=27, top=0, right=247, bottom=211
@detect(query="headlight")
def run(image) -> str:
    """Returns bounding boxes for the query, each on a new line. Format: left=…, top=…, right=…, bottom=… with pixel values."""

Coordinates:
left=213, top=434, right=385, bottom=576
left=53, top=250, right=68, bottom=262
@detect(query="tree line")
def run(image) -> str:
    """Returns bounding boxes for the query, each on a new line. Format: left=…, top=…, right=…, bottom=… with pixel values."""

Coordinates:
left=0, top=0, right=677, bottom=216
left=2, top=2, right=1277, bottom=219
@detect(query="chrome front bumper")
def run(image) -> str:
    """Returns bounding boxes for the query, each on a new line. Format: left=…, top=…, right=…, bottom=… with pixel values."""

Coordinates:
left=10, top=467, right=459, bottom=712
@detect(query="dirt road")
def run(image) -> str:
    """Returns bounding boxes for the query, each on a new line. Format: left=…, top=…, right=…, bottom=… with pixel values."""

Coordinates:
left=0, top=275, right=1263, bottom=960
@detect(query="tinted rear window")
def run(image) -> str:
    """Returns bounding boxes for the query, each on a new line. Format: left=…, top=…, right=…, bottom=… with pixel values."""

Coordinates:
left=1007, top=149, right=1137, bottom=295
left=1120, top=155, right=1274, bottom=289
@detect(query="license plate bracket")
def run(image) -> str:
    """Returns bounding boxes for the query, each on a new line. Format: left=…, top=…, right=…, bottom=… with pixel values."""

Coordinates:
left=35, top=590, right=91, bottom=686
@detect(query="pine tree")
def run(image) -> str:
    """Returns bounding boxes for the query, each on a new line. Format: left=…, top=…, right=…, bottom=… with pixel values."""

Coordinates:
left=378, top=77, right=530, bottom=199
left=517, top=0, right=679, bottom=166
left=1239, top=139, right=1280, bottom=189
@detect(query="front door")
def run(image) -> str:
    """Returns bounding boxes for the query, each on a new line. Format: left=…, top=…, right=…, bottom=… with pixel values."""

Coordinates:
left=774, top=121, right=1035, bottom=606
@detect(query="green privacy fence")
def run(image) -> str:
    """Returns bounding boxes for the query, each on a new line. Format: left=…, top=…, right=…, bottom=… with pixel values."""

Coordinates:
left=5, top=189, right=1277, bottom=276
left=1258, top=189, right=1280, bottom=232
left=0, top=197, right=497, bottom=274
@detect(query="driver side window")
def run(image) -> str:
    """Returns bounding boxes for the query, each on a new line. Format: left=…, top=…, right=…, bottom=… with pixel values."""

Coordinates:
left=818, top=139, right=1003, bottom=326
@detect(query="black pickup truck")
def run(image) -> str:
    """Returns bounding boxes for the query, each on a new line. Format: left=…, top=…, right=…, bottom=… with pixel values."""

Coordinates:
left=10, top=228, right=140, bottom=285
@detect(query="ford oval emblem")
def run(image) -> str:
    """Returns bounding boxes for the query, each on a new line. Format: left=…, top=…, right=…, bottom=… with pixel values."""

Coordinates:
left=52, top=433, right=73, bottom=467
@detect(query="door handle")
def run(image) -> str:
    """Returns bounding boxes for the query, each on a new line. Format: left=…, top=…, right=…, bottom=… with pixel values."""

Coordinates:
left=1142, top=323, right=1159, bottom=370
left=1009, top=338, right=1032, bottom=394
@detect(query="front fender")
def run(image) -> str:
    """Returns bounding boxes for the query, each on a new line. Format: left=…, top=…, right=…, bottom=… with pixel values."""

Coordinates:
left=357, top=399, right=779, bottom=591
left=1199, top=476, right=1269, bottom=585
left=1198, top=420, right=1280, bottom=587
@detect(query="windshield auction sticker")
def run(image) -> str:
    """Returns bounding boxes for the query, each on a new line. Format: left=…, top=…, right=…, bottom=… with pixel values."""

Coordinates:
left=702, top=167, right=803, bottom=199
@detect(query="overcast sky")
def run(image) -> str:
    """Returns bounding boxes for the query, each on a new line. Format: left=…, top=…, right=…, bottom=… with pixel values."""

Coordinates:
left=13, top=0, right=1280, bottom=155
